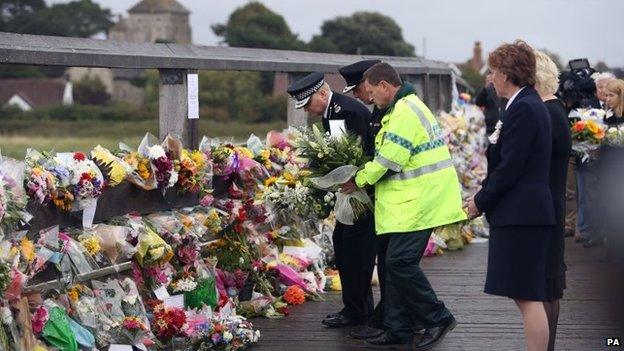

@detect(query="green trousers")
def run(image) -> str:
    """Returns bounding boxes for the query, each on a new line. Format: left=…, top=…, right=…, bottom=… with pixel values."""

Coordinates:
left=384, top=229, right=454, bottom=342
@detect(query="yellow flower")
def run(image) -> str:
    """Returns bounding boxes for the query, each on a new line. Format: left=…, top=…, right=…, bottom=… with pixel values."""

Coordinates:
left=234, top=147, right=254, bottom=159
left=264, top=176, right=278, bottom=187
left=80, top=236, right=101, bottom=256
left=67, top=289, right=79, bottom=301
left=190, top=150, right=206, bottom=169
left=20, top=238, right=35, bottom=262
left=137, top=159, right=151, bottom=180
left=587, top=120, right=599, bottom=134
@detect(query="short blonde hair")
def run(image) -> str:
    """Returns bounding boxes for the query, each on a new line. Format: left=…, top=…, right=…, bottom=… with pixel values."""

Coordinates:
left=606, top=79, right=624, bottom=117
left=534, top=50, right=560, bottom=96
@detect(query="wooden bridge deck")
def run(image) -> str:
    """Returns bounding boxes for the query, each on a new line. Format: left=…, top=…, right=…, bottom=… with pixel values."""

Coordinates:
left=250, top=238, right=621, bottom=350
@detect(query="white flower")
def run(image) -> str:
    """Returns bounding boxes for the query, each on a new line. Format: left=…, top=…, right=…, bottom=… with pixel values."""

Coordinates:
left=173, top=277, right=197, bottom=292
left=168, top=171, right=179, bottom=187
left=147, top=145, right=166, bottom=160
left=1, top=307, right=12, bottom=324
left=223, top=331, right=233, bottom=342
left=488, top=120, right=503, bottom=144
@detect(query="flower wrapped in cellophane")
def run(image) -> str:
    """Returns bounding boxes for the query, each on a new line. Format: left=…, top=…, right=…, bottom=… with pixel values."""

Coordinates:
left=176, top=148, right=208, bottom=194
left=53, top=152, right=105, bottom=210
left=90, top=145, right=131, bottom=187
left=604, top=125, right=624, bottom=147
left=132, top=219, right=173, bottom=268
left=24, top=149, right=74, bottom=211
left=292, top=125, right=372, bottom=224
left=188, top=314, right=260, bottom=351
left=570, top=119, right=605, bottom=163
left=0, top=172, right=31, bottom=238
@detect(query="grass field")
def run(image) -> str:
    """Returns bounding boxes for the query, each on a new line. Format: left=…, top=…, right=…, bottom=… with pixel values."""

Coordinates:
left=0, top=119, right=287, bottom=158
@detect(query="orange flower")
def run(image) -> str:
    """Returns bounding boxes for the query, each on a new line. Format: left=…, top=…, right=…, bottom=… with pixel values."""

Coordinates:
left=572, top=121, right=586, bottom=133
left=283, top=285, right=306, bottom=305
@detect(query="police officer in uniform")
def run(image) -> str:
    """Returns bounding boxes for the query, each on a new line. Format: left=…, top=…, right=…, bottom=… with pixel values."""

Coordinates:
left=287, top=72, right=377, bottom=328
left=339, top=59, right=388, bottom=340
left=342, top=63, right=466, bottom=349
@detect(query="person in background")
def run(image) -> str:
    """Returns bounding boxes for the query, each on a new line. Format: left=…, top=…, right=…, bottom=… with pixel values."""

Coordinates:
left=593, top=72, right=617, bottom=110
left=599, top=79, right=624, bottom=263
left=475, top=71, right=505, bottom=137
left=287, top=72, right=377, bottom=329
left=534, top=49, right=572, bottom=351
left=465, top=40, right=554, bottom=351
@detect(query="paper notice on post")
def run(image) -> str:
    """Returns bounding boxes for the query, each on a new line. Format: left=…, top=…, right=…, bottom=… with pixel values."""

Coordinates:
left=187, top=73, right=199, bottom=119
left=329, top=119, right=346, bottom=136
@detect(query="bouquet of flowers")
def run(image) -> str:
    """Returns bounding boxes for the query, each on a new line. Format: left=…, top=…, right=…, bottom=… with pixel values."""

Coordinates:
left=188, top=315, right=260, bottom=351
left=119, top=148, right=157, bottom=190
left=604, top=125, right=624, bottom=147
left=176, top=149, right=208, bottom=193
left=146, top=144, right=178, bottom=193
left=53, top=152, right=105, bottom=210
left=24, top=150, right=75, bottom=211
left=293, top=125, right=372, bottom=224
left=151, top=302, right=187, bottom=342
left=91, top=145, right=131, bottom=187
left=0, top=174, right=31, bottom=238
left=213, top=146, right=239, bottom=177
left=571, top=119, right=605, bottom=162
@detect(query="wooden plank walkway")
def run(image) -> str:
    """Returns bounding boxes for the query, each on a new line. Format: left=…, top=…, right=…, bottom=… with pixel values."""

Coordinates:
left=250, top=238, right=621, bottom=350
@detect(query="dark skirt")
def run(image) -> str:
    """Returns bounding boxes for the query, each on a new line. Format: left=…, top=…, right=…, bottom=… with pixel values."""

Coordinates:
left=485, top=226, right=552, bottom=301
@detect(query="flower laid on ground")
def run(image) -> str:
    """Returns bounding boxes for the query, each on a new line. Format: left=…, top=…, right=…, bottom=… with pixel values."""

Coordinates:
left=283, top=285, right=305, bottom=305
left=31, top=306, right=49, bottom=335
left=211, top=145, right=239, bottom=176
left=189, top=315, right=260, bottom=351
left=151, top=303, right=187, bottom=342
left=0, top=175, right=30, bottom=237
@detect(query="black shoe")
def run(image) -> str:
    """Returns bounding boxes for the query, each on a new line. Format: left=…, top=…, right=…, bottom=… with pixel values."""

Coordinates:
left=575, top=236, right=590, bottom=244
left=583, top=238, right=604, bottom=248
left=321, top=314, right=363, bottom=328
left=412, top=318, right=457, bottom=351
left=365, top=331, right=411, bottom=349
left=350, top=326, right=385, bottom=339
left=325, top=311, right=343, bottom=319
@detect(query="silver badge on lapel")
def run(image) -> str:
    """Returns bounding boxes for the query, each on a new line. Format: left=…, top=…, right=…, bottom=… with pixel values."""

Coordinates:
left=333, top=103, right=341, bottom=114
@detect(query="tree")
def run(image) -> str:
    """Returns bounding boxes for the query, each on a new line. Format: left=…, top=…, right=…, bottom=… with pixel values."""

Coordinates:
left=594, top=61, right=610, bottom=73
left=312, top=12, right=415, bottom=56
left=0, top=0, right=113, bottom=38
left=73, top=76, right=110, bottom=105
left=212, top=2, right=305, bottom=51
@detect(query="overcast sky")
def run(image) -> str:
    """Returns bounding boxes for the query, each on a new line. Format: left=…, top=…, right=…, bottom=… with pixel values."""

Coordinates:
left=49, top=0, right=624, bottom=67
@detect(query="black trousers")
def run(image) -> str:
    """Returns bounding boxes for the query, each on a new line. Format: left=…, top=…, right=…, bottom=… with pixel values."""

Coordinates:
left=333, top=213, right=377, bottom=321
left=384, top=229, right=453, bottom=342
left=367, top=234, right=389, bottom=329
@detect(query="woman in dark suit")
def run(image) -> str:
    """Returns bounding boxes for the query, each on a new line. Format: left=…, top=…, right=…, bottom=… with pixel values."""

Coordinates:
left=534, top=49, right=572, bottom=351
left=465, top=40, right=555, bottom=351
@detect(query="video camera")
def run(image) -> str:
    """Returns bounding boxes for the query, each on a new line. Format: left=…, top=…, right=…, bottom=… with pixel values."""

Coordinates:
left=557, top=58, right=599, bottom=112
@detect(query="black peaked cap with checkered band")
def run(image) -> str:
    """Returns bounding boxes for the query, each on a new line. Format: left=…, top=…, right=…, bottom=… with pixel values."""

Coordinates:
left=287, top=72, right=325, bottom=109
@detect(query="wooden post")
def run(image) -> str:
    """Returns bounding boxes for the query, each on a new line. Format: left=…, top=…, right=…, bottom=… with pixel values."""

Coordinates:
left=159, top=68, right=193, bottom=147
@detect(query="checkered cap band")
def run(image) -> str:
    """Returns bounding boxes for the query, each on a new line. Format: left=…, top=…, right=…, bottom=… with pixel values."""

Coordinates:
left=294, top=79, right=324, bottom=101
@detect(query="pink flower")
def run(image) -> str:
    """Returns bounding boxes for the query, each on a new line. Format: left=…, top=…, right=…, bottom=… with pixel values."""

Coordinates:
left=200, top=194, right=214, bottom=207
left=31, top=306, right=49, bottom=335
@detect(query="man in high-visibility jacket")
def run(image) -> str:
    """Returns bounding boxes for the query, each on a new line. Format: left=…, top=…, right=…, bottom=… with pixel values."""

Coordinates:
left=342, top=62, right=467, bottom=350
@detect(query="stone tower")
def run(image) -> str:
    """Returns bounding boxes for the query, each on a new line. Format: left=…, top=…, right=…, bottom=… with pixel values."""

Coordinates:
left=109, top=0, right=192, bottom=44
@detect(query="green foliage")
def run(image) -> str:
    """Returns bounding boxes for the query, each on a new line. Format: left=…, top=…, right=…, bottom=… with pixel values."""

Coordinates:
left=0, top=0, right=112, bottom=37
left=212, top=2, right=305, bottom=51
left=460, top=66, right=484, bottom=91
left=73, top=76, right=110, bottom=105
left=313, top=12, right=415, bottom=56
left=0, top=64, right=43, bottom=78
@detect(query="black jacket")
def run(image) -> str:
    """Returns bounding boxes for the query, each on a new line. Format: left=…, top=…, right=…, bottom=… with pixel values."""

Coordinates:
left=475, top=84, right=504, bottom=135
left=474, top=86, right=555, bottom=227
left=322, top=92, right=372, bottom=151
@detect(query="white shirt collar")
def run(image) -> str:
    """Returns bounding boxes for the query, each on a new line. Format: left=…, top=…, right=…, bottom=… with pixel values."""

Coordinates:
left=323, top=91, right=333, bottom=119
left=505, top=86, right=526, bottom=111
